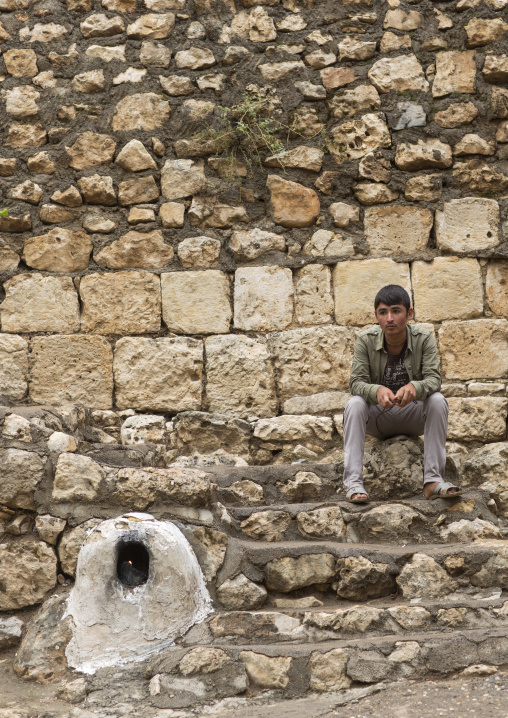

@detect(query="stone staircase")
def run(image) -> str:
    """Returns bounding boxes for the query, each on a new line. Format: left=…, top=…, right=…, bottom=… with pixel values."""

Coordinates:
left=4, top=418, right=508, bottom=713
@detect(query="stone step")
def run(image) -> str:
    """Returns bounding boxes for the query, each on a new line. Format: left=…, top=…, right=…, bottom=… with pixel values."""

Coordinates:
left=221, top=490, right=500, bottom=545
left=193, top=596, right=508, bottom=645
left=212, top=538, right=508, bottom=609
left=138, top=627, right=508, bottom=709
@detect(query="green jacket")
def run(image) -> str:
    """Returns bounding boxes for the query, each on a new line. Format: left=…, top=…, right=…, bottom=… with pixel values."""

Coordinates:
left=349, top=324, right=442, bottom=405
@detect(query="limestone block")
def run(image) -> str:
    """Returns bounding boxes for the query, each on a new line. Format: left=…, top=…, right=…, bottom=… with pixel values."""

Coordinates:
left=121, top=415, right=165, bottom=446
left=234, top=266, right=294, bottom=331
left=9, top=179, right=42, bottom=204
left=335, top=556, right=396, bottom=600
left=27, top=151, right=55, bottom=174
left=0, top=247, right=19, bottom=271
left=72, top=69, right=105, bottom=93
left=217, top=574, right=267, bottom=610
left=486, top=262, right=508, bottom=316
left=0, top=335, right=28, bottom=401
left=174, top=411, right=250, bottom=457
left=329, top=113, right=391, bottom=164
left=338, top=37, right=376, bottom=61
left=95, top=229, right=174, bottom=269
left=454, top=134, right=496, bottom=156
left=161, top=159, right=206, bottom=200
left=159, top=74, right=193, bottom=93
left=47, top=432, right=77, bottom=454
left=380, top=32, right=411, bottom=54
left=0, top=448, right=45, bottom=510
left=282, top=390, right=350, bottom=415
left=434, top=102, right=478, bottom=129
left=188, top=198, right=249, bottom=228
left=118, top=176, right=159, bottom=206
left=114, top=337, right=203, bottom=411
left=112, top=93, right=170, bottom=131
left=320, top=67, right=356, bottom=90
left=265, top=146, right=323, bottom=173
left=254, top=415, right=333, bottom=442
left=175, top=47, right=216, bottom=69
left=264, top=553, right=336, bottom=592
left=328, top=85, right=380, bottom=121
left=268, top=326, right=354, bottom=399
left=259, top=61, right=305, bottom=81
left=22, top=228, right=93, bottom=272
left=354, top=183, right=398, bottom=205
left=115, top=139, right=157, bottom=171
left=0, top=540, right=56, bottom=610
left=435, top=198, right=499, bottom=252
left=332, top=258, right=410, bottom=325
left=303, top=229, right=355, bottom=258
left=5, top=85, right=40, bottom=118
left=441, top=519, right=501, bottom=543
left=6, top=123, right=47, bottom=148
left=383, top=8, right=420, bottom=30
left=109, top=467, right=210, bottom=510
left=77, top=175, right=116, bottom=205
left=1, top=275, right=80, bottom=333
left=404, top=175, right=442, bottom=202
left=397, top=554, right=458, bottom=599
left=229, top=228, right=285, bottom=260
left=294, top=264, right=333, bottom=326
left=186, top=525, right=228, bottom=583
left=395, top=139, right=452, bottom=170
left=127, top=13, right=175, bottom=38
left=462, top=443, right=508, bottom=516
left=297, top=506, right=346, bottom=539
left=432, top=51, right=476, bottom=98
left=205, top=334, right=277, bottom=419
left=2, top=414, right=31, bottom=442
left=359, top=504, right=420, bottom=542
left=465, top=17, right=508, bottom=47
left=0, top=617, right=23, bottom=650
left=52, top=186, right=82, bottom=207
left=240, top=511, right=291, bottom=542
left=483, top=55, right=508, bottom=83
left=368, top=55, right=429, bottom=94
left=30, top=336, right=113, bottom=409
left=240, top=653, right=292, bottom=690
left=177, top=236, right=220, bottom=268
left=180, top=647, right=230, bottom=676
left=471, top=547, right=508, bottom=587
left=4, top=48, right=38, bottom=77
left=308, top=649, right=351, bottom=692
left=53, top=453, right=105, bottom=501
left=439, top=319, right=508, bottom=380
left=20, top=23, right=68, bottom=42
left=305, top=50, right=336, bottom=69
left=59, top=519, right=102, bottom=577
left=347, top=650, right=393, bottom=683
left=412, top=257, right=483, bottom=322
left=161, top=270, right=231, bottom=335
left=80, top=271, right=161, bottom=334
left=266, top=175, right=320, bottom=228
left=86, top=44, right=126, bottom=62
left=447, top=397, right=508, bottom=441
left=160, top=202, right=185, bottom=228
left=80, top=13, right=125, bottom=37
left=452, top=160, right=508, bottom=194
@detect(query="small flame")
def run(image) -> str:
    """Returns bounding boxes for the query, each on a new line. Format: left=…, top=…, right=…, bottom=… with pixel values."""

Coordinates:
left=128, top=560, right=132, bottom=565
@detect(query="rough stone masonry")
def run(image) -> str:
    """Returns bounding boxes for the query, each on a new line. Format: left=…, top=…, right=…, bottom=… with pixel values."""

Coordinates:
left=1, top=0, right=508, bottom=713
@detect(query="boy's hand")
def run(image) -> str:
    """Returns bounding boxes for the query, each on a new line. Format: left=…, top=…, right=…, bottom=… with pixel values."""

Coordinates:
left=394, top=383, right=417, bottom=408
left=376, top=386, right=397, bottom=408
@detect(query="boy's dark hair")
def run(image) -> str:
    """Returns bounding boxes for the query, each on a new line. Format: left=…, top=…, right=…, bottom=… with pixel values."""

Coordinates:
left=374, top=285, right=411, bottom=311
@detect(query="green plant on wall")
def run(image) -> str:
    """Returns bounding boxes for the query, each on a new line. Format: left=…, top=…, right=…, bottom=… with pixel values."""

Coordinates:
left=190, top=92, right=290, bottom=181
left=0, top=209, right=7, bottom=217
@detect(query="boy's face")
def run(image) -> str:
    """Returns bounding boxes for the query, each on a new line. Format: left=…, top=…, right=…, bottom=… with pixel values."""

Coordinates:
left=375, top=303, right=413, bottom=337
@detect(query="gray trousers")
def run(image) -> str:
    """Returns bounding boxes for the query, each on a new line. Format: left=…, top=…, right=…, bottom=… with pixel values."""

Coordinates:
left=342, top=392, right=449, bottom=494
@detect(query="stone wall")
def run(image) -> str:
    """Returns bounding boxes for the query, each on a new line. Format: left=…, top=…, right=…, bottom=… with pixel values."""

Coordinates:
left=0, top=0, right=507, bottom=463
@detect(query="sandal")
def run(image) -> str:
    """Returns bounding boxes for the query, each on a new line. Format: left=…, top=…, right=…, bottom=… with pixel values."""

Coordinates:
left=346, top=487, right=369, bottom=504
left=426, top=481, right=463, bottom=501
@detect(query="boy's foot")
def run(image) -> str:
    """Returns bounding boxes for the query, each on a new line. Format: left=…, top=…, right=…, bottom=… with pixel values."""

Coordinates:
left=423, top=481, right=462, bottom=500
left=346, top=487, right=369, bottom=503
left=350, top=492, right=368, bottom=501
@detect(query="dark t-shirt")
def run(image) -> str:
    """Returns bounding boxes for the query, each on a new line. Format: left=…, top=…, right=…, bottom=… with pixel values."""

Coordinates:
left=382, top=341, right=409, bottom=394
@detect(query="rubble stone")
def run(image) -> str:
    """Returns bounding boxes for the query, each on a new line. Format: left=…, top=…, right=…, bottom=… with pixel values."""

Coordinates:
left=439, top=319, right=508, bottom=380
left=264, top=553, right=336, bottom=592
left=397, top=554, right=458, bottom=598
left=447, top=397, right=508, bottom=442
left=329, top=113, right=391, bottom=163
left=234, top=266, right=293, bottom=331
left=432, top=51, right=476, bottom=97
left=30, top=336, right=113, bottom=409
left=266, top=175, right=320, bottom=228
left=161, top=270, right=231, bottom=334
left=0, top=540, right=56, bottom=610
left=114, top=337, right=203, bottom=411
left=112, top=93, right=170, bottom=131
left=368, top=55, right=429, bottom=93
left=308, top=649, right=351, bottom=692
left=412, top=257, right=483, bottom=322
left=240, top=653, right=292, bottom=689
left=1, top=275, right=80, bottom=333
left=364, top=206, right=432, bottom=255
left=95, top=230, right=174, bottom=269
left=177, top=236, right=220, bottom=268
left=217, top=574, right=267, bottom=610
left=80, top=271, right=161, bottom=334
left=335, top=555, right=396, bottom=600
left=435, top=198, right=499, bottom=252
left=22, top=228, right=92, bottom=273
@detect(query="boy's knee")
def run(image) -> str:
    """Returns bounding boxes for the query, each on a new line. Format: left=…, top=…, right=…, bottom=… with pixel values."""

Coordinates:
left=345, top=396, right=369, bottom=415
left=425, top=392, right=448, bottom=413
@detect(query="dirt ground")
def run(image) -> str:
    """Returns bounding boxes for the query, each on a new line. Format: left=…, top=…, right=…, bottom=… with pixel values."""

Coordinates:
left=1, top=652, right=507, bottom=718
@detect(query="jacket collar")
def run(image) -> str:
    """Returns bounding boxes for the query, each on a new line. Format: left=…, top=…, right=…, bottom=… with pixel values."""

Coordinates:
left=375, top=324, right=414, bottom=352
